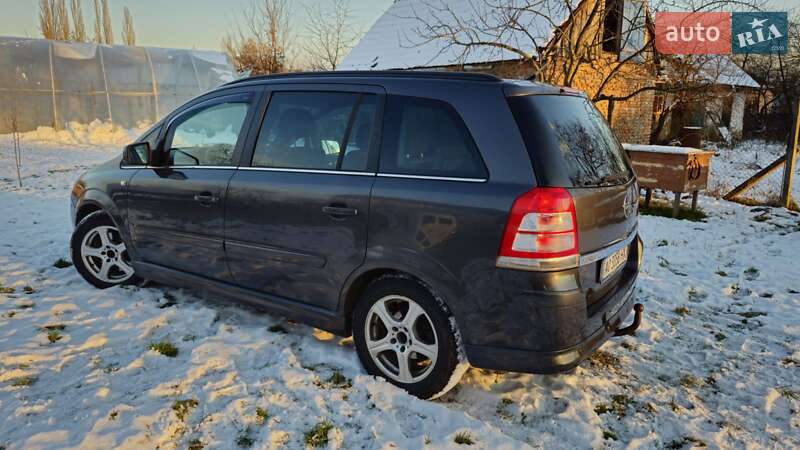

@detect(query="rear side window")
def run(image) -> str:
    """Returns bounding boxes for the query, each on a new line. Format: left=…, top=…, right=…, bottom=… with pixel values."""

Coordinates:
left=252, top=92, right=376, bottom=171
left=508, top=95, right=632, bottom=187
left=380, top=95, right=487, bottom=179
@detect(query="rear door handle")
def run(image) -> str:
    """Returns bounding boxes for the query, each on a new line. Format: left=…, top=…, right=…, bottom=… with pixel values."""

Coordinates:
left=322, top=205, right=358, bottom=217
left=193, top=192, right=220, bottom=205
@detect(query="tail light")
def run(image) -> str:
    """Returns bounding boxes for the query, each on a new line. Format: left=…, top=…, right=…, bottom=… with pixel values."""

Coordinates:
left=496, top=187, right=579, bottom=271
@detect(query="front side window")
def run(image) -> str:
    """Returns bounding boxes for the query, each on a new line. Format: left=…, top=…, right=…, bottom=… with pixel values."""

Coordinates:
left=167, top=101, right=250, bottom=166
left=252, top=92, right=376, bottom=171
left=379, top=95, right=487, bottom=179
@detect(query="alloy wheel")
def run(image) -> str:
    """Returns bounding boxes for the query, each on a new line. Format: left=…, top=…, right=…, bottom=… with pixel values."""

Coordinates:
left=364, top=295, right=438, bottom=384
left=80, top=225, right=134, bottom=284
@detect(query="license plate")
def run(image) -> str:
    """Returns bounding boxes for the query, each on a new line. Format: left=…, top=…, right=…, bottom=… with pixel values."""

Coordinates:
left=600, top=246, right=629, bottom=281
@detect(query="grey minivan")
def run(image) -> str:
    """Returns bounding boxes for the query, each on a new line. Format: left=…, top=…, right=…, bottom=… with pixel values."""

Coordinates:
left=70, top=71, right=644, bottom=399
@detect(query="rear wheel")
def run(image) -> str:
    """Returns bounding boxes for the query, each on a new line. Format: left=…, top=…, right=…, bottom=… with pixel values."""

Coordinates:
left=352, top=277, right=465, bottom=399
left=71, top=212, right=139, bottom=289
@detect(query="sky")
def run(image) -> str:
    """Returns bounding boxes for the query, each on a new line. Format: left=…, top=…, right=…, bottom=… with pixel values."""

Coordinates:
left=0, top=0, right=394, bottom=51
left=0, top=0, right=795, bottom=53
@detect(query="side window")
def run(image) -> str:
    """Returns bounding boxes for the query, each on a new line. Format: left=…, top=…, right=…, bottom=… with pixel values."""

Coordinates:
left=380, top=95, right=487, bottom=179
left=167, top=100, right=250, bottom=166
left=252, top=92, right=376, bottom=171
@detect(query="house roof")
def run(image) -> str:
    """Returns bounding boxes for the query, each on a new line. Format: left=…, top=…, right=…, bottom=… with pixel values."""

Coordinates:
left=697, top=55, right=760, bottom=89
left=340, top=0, right=577, bottom=70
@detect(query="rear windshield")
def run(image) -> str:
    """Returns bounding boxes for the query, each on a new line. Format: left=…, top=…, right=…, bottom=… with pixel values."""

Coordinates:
left=508, top=94, right=633, bottom=187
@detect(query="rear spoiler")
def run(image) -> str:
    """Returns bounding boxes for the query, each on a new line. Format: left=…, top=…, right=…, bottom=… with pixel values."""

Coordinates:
left=502, top=80, right=588, bottom=98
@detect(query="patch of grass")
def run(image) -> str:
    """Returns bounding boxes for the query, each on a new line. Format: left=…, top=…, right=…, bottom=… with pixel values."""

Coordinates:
left=188, top=439, right=204, bottom=450
left=453, top=432, right=474, bottom=445
left=674, top=306, right=690, bottom=316
left=657, top=239, right=669, bottom=247
left=40, top=324, right=66, bottom=331
left=736, top=311, right=767, bottom=319
left=715, top=270, right=728, bottom=277
left=47, top=330, right=62, bottom=343
left=171, top=399, right=198, bottom=422
left=610, top=394, right=635, bottom=417
left=639, top=200, right=708, bottom=222
left=255, top=407, right=268, bottom=424
left=743, top=267, right=760, bottom=280
left=304, top=421, right=333, bottom=448
left=751, top=214, right=770, bottom=223
left=594, top=403, right=611, bottom=415
left=667, top=436, right=707, bottom=449
left=779, top=388, right=800, bottom=400
left=109, top=410, right=118, bottom=420
left=268, top=324, right=288, bottom=334
left=602, top=430, right=618, bottom=441
left=326, top=370, right=352, bottom=389
left=235, top=430, right=254, bottom=448
left=11, top=376, right=37, bottom=387
left=148, top=341, right=178, bottom=357
left=680, top=374, right=700, bottom=388
left=5, top=311, right=15, bottom=318
left=714, top=332, right=727, bottom=342
left=22, top=285, right=35, bottom=294
left=53, top=258, right=72, bottom=268
left=587, top=350, right=621, bottom=369
left=0, top=285, right=15, bottom=294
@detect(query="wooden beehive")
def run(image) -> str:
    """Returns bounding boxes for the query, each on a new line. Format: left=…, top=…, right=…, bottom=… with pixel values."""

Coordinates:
left=622, top=144, right=714, bottom=193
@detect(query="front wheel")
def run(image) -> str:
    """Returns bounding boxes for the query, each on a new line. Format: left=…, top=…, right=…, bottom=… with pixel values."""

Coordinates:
left=70, top=212, right=139, bottom=289
left=352, top=276, right=466, bottom=399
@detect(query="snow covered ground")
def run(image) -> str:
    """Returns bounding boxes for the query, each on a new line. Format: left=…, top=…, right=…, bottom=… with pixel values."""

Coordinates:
left=0, top=130, right=798, bottom=449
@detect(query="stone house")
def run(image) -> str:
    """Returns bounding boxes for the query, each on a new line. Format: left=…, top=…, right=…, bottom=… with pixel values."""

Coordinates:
left=340, top=0, right=659, bottom=144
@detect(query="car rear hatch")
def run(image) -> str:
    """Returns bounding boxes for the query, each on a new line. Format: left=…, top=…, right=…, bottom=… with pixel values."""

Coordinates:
left=505, top=90, right=639, bottom=313
left=506, top=91, right=637, bottom=252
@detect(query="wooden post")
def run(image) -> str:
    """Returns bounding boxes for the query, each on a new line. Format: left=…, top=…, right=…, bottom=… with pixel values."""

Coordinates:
left=644, top=188, right=652, bottom=208
left=780, top=100, right=799, bottom=208
left=672, top=191, right=681, bottom=218
left=691, top=190, right=699, bottom=210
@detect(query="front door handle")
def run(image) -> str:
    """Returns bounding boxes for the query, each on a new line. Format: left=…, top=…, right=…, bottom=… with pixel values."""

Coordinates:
left=322, top=205, right=358, bottom=217
left=193, top=192, right=220, bottom=205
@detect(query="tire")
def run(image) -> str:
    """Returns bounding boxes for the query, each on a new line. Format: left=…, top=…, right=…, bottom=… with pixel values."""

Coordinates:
left=70, top=211, right=140, bottom=289
left=352, top=276, right=465, bottom=399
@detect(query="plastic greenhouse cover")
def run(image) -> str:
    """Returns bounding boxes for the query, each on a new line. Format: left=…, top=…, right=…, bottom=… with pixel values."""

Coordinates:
left=0, top=36, right=235, bottom=133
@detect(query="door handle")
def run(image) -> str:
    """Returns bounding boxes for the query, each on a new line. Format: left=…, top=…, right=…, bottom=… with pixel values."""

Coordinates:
left=193, top=192, right=220, bottom=205
left=322, top=205, right=358, bottom=217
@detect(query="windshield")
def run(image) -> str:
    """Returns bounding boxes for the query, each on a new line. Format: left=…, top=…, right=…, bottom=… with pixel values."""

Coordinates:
left=508, top=94, right=633, bottom=187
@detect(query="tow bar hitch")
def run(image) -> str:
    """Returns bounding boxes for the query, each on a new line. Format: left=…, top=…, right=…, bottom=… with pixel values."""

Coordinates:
left=613, top=303, right=644, bottom=337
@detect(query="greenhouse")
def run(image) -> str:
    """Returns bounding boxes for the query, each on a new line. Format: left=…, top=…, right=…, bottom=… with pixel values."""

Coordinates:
left=0, top=36, right=235, bottom=133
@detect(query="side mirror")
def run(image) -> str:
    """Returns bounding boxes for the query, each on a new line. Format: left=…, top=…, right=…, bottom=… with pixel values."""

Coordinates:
left=122, top=142, right=150, bottom=166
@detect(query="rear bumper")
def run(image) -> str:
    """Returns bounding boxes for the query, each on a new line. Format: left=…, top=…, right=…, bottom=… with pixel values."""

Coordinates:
left=465, top=273, right=639, bottom=373
left=460, top=234, right=643, bottom=374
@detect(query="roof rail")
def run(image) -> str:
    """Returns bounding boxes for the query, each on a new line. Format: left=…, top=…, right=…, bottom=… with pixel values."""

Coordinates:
left=223, top=70, right=502, bottom=86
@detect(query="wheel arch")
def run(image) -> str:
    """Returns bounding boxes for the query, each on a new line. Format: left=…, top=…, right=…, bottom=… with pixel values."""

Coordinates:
left=340, top=266, right=457, bottom=336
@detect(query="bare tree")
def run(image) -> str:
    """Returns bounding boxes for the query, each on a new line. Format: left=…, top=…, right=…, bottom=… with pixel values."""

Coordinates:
left=39, top=0, right=55, bottom=39
left=71, top=0, right=88, bottom=42
left=39, top=0, right=71, bottom=41
left=223, top=0, right=293, bottom=75
left=93, top=0, right=102, bottom=43
left=7, top=101, right=23, bottom=188
left=101, top=0, right=113, bottom=45
left=54, top=0, right=70, bottom=40
left=405, top=0, right=765, bottom=109
left=303, top=0, right=361, bottom=70
left=121, top=6, right=136, bottom=45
